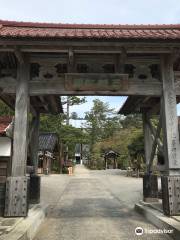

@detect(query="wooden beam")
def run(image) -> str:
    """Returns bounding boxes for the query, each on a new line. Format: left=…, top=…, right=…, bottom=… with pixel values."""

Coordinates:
left=146, top=118, right=163, bottom=153
left=161, top=54, right=180, bottom=172
left=0, top=75, right=163, bottom=95
left=2, top=68, right=180, bottom=97
left=0, top=94, right=15, bottom=110
left=1, top=39, right=180, bottom=50
left=29, top=53, right=160, bottom=66
left=48, top=95, right=59, bottom=114
left=147, top=110, right=162, bottom=173
left=39, top=96, right=49, bottom=112
left=0, top=45, right=175, bottom=54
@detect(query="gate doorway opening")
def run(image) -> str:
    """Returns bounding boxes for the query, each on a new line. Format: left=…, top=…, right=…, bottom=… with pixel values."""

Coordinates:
left=0, top=20, right=180, bottom=217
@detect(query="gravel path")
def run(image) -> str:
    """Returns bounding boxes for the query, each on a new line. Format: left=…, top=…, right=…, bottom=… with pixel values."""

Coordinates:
left=34, top=165, right=172, bottom=240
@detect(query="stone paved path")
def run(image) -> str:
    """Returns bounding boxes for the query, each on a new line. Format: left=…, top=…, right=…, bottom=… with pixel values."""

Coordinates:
left=34, top=165, right=172, bottom=240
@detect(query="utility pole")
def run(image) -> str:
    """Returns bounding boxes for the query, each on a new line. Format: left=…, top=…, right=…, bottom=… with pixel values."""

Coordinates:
left=66, top=96, right=70, bottom=126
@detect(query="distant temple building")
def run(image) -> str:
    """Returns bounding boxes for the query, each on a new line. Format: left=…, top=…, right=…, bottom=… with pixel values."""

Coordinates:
left=38, top=133, right=61, bottom=174
left=75, top=143, right=90, bottom=165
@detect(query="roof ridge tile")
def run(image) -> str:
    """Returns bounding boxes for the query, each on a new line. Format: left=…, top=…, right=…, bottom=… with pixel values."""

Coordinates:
left=1, top=19, right=180, bottom=30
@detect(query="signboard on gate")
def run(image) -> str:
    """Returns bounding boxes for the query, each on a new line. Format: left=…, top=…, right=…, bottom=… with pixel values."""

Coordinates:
left=65, top=73, right=129, bottom=91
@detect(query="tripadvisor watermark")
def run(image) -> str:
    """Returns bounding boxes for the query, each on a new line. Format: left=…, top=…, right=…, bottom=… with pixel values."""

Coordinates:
left=135, top=227, right=173, bottom=236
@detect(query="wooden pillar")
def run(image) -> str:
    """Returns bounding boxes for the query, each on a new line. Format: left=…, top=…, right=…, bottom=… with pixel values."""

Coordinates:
left=161, top=54, right=180, bottom=215
left=115, top=48, right=126, bottom=73
left=29, top=112, right=41, bottom=204
left=142, top=112, right=153, bottom=167
left=29, top=112, right=40, bottom=173
left=113, top=157, right=116, bottom=169
left=4, top=55, right=30, bottom=217
left=43, top=153, right=46, bottom=173
left=116, top=159, right=118, bottom=169
left=105, top=157, right=107, bottom=169
left=161, top=54, right=180, bottom=173
left=59, top=141, right=63, bottom=174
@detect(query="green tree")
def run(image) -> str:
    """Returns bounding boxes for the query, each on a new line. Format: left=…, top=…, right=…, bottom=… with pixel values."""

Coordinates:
left=62, top=96, right=86, bottom=125
left=128, top=132, right=145, bottom=170
left=40, top=114, right=88, bottom=159
left=121, top=114, right=142, bottom=128
left=84, top=99, right=122, bottom=168
left=85, top=99, right=120, bottom=144
left=40, top=96, right=87, bottom=160
left=0, top=100, right=14, bottom=116
left=71, top=112, right=78, bottom=120
left=85, top=100, right=145, bottom=170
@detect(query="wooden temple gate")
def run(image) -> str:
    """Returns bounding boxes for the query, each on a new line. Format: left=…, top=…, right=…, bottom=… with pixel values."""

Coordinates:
left=0, top=20, right=180, bottom=216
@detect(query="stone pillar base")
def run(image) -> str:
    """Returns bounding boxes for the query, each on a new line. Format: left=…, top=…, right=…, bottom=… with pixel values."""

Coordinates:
left=143, top=174, right=158, bottom=202
left=29, top=175, right=41, bottom=204
left=0, top=183, right=6, bottom=216
left=161, top=176, right=180, bottom=216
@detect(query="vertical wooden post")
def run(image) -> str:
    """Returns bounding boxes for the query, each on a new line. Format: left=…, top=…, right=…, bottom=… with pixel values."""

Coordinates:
left=29, top=112, right=41, bottom=204
left=4, top=55, right=30, bottom=217
left=65, top=48, right=75, bottom=164
left=161, top=54, right=180, bottom=215
left=43, top=153, right=46, bottom=173
left=105, top=157, right=107, bottom=169
left=161, top=54, right=180, bottom=172
left=116, top=159, right=118, bottom=169
left=115, top=48, right=126, bottom=73
left=113, top=157, right=116, bottom=169
left=30, top=112, right=40, bottom=174
left=59, top=141, right=63, bottom=174
left=142, top=112, right=153, bottom=168
left=12, top=58, right=30, bottom=177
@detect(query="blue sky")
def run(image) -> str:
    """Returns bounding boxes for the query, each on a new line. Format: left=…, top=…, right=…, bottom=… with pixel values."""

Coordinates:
left=1, top=0, right=180, bottom=24
left=70, top=96, right=127, bottom=127
left=1, top=0, right=180, bottom=126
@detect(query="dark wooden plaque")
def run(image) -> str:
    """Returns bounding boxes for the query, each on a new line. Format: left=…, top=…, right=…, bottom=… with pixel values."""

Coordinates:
left=65, top=73, right=129, bottom=91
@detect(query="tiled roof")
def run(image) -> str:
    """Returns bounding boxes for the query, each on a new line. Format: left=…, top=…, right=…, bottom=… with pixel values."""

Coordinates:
left=0, top=20, right=180, bottom=40
left=0, top=116, right=13, bottom=135
left=39, top=133, right=58, bottom=152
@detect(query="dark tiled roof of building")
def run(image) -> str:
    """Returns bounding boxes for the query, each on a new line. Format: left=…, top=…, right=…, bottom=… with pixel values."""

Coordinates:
left=39, top=133, right=58, bottom=152
left=0, top=20, right=180, bottom=40
left=105, top=150, right=119, bottom=157
left=0, top=116, right=13, bottom=135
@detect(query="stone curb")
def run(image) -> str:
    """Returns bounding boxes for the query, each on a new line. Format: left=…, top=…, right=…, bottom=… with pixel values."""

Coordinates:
left=135, top=202, right=180, bottom=240
left=0, top=204, right=48, bottom=240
